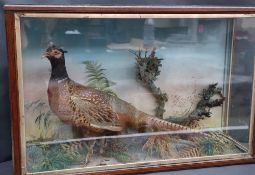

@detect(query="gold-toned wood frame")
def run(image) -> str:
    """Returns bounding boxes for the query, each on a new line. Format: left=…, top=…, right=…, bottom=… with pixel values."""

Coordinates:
left=4, top=5, right=255, bottom=175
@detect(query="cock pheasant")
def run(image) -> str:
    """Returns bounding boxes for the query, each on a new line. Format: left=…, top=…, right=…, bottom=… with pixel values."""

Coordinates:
left=44, top=45, right=189, bottom=135
left=44, top=46, right=242, bottom=163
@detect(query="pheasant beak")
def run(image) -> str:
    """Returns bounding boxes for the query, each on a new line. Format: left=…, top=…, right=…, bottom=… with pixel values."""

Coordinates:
left=41, top=52, right=50, bottom=59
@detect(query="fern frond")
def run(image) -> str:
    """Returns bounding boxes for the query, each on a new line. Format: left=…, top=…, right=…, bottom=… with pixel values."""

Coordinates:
left=82, top=60, right=117, bottom=96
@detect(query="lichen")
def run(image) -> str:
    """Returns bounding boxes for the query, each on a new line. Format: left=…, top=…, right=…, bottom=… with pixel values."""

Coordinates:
left=130, top=49, right=168, bottom=119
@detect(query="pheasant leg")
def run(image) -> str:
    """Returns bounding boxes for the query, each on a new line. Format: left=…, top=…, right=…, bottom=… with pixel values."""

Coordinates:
left=83, top=140, right=96, bottom=165
left=99, top=139, right=106, bottom=154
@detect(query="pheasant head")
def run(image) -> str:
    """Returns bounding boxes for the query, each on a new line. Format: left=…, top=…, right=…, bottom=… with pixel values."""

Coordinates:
left=43, top=45, right=69, bottom=81
left=44, top=45, right=67, bottom=59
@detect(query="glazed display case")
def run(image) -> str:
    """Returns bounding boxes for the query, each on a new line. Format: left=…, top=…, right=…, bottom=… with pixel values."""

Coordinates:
left=4, top=5, right=255, bottom=175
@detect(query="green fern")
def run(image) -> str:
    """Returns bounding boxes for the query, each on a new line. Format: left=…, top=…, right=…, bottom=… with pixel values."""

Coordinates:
left=26, top=100, right=52, bottom=130
left=107, top=151, right=133, bottom=163
left=24, top=99, right=57, bottom=142
left=27, top=142, right=85, bottom=172
left=82, top=61, right=117, bottom=96
left=184, top=131, right=242, bottom=157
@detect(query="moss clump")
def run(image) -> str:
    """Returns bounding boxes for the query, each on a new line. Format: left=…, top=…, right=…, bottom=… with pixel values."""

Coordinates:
left=131, top=49, right=168, bottom=119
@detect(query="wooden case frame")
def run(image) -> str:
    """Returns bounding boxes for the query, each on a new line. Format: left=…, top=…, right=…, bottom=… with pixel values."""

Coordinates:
left=4, top=5, right=255, bottom=175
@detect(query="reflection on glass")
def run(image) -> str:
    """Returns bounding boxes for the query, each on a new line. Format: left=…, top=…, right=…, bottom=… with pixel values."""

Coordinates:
left=18, top=17, right=254, bottom=173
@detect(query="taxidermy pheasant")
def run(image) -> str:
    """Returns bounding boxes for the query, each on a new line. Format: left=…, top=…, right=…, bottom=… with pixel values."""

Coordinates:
left=44, top=45, right=238, bottom=163
left=44, top=45, right=191, bottom=135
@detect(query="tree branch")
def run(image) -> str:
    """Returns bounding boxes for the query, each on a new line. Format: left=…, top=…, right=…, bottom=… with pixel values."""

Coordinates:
left=132, top=49, right=167, bottom=119
left=167, top=83, right=225, bottom=125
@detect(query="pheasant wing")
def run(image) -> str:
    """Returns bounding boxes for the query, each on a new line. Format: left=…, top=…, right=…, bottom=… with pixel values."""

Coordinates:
left=66, top=80, right=123, bottom=132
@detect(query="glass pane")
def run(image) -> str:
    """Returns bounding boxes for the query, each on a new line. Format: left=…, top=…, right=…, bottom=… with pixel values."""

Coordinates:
left=18, top=16, right=254, bottom=173
left=228, top=18, right=255, bottom=146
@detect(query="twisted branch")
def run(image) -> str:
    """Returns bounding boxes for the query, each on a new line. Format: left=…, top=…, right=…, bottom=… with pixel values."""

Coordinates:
left=131, top=49, right=168, bottom=119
